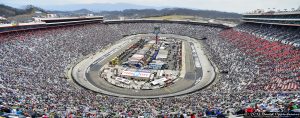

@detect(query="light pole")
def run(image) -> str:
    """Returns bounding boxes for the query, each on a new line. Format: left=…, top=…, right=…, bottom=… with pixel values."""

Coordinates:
left=154, top=27, right=160, bottom=44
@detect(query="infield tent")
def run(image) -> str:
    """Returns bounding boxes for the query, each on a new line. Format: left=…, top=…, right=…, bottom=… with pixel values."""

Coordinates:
left=151, top=77, right=167, bottom=86
left=115, top=77, right=131, bottom=85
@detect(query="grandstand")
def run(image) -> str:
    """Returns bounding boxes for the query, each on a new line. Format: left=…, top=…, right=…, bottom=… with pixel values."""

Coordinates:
left=241, top=11, right=300, bottom=48
left=0, top=16, right=104, bottom=33
left=0, top=10, right=300, bottom=118
left=242, top=9, right=300, bottom=26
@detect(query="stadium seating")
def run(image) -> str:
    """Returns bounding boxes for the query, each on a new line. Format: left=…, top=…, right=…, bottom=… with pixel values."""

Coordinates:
left=0, top=22, right=299, bottom=117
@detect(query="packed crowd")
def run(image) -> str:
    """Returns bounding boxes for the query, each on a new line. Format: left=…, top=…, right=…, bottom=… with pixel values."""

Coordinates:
left=220, top=29, right=299, bottom=91
left=236, top=23, right=300, bottom=47
left=0, top=22, right=300, bottom=117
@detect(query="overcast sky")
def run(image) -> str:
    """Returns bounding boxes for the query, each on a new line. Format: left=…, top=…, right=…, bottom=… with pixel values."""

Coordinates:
left=1, top=0, right=299, bottom=13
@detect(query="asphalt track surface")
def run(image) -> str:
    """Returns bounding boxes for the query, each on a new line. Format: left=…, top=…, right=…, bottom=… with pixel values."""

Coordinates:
left=69, top=34, right=215, bottom=98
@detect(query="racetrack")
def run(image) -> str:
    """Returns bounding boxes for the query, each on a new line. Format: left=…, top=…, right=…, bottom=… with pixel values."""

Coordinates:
left=68, top=34, right=216, bottom=98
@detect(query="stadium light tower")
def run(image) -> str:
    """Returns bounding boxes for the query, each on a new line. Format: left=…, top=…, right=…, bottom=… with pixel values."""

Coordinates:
left=154, top=27, right=160, bottom=44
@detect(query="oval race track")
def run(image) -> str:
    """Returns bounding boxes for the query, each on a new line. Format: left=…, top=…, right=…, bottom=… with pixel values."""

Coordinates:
left=68, top=34, right=216, bottom=98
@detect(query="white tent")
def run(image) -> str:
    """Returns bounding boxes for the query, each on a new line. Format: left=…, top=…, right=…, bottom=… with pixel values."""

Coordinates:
left=156, top=50, right=168, bottom=59
left=115, top=77, right=131, bottom=85
left=151, top=78, right=167, bottom=86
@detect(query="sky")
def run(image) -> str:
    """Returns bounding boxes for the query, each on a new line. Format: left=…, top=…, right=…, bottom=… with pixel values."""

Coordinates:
left=1, top=0, right=299, bottom=13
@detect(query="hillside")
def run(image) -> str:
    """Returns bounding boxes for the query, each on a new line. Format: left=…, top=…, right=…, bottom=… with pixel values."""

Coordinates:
left=41, top=3, right=162, bottom=11
left=0, top=4, right=47, bottom=17
left=0, top=4, right=26, bottom=17
left=0, top=4, right=48, bottom=22
left=97, top=8, right=241, bottom=19
left=1, top=4, right=241, bottom=22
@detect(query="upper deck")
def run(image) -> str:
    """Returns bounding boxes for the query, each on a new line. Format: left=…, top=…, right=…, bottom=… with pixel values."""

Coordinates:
left=242, top=10, right=300, bottom=26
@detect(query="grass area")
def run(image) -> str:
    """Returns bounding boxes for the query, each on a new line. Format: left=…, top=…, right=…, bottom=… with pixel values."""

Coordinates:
left=143, top=15, right=201, bottom=21
left=142, top=15, right=239, bottom=26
